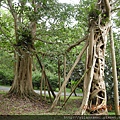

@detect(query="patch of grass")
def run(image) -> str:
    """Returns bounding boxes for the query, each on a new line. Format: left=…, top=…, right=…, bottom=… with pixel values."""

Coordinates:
left=0, top=91, right=6, bottom=94
left=0, top=85, right=11, bottom=87
left=108, top=111, right=115, bottom=115
left=65, top=88, right=83, bottom=93
left=67, top=96, right=82, bottom=100
left=55, top=88, right=82, bottom=93
left=53, top=96, right=82, bottom=115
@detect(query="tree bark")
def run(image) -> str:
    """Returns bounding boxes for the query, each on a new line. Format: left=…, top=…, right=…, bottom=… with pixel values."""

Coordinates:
left=76, top=0, right=111, bottom=115
left=109, top=27, right=119, bottom=115
left=58, top=59, right=61, bottom=105
left=8, top=45, right=37, bottom=98
left=64, top=54, right=66, bottom=102
left=6, top=0, right=38, bottom=99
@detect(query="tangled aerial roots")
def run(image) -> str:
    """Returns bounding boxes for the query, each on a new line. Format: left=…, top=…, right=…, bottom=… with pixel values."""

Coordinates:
left=75, top=0, right=111, bottom=115
left=6, top=90, right=40, bottom=102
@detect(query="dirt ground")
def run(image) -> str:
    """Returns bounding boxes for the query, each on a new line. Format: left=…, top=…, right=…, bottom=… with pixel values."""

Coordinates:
left=0, top=94, right=49, bottom=115
left=0, top=93, right=82, bottom=115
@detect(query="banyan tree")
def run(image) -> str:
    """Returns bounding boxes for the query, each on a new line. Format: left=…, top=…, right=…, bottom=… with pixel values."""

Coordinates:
left=50, top=0, right=119, bottom=115
left=77, top=0, right=111, bottom=115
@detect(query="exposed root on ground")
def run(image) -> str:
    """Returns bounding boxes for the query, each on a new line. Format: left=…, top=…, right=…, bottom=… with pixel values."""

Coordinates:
left=5, top=91, right=41, bottom=103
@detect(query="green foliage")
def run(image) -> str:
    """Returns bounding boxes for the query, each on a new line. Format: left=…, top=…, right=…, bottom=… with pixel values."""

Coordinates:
left=32, top=70, right=62, bottom=90
left=32, top=70, right=41, bottom=89
left=0, top=70, right=13, bottom=86
left=16, top=26, right=32, bottom=46
left=0, top=51, right=14, bottom=86
left=71, top=79, right=78, bottom=87
left=0, top=9, right=15, bottom=51
left=47, top=70, right=62, bottom=90
left=89, top=8, right=101, bottom=20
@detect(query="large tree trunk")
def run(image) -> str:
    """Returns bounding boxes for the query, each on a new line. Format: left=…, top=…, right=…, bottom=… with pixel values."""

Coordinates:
left=76, top=0, right=111, bottom=115
left=6, top=0, right=39, bottom=99
left=86, top=25, right=109, bottom=115
left=86, top=0, right=111, bottom=115
left=8, top=44, right=37, bottom=98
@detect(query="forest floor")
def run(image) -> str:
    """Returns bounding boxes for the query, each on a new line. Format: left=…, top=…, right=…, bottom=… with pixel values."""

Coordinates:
left=0, top=91, right=116, bottom=120
left=0, top=91, right=82, bottom=115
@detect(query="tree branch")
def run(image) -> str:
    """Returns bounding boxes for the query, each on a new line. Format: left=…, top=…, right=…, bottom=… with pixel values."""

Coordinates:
left=49, top=41, right=88, bottom=112
left=104, top=0, right=111, bottom=17
left=7, top=0, right=18, bottom=40
left=61, top=68, right=89, bottom=109
left=7, top=0, right=17, bottom=21
left=66, top=35, right=88, bottom=52
left=35, top=53, right=56, bottom=98
left=30, top=0, right=37, bottom=41
left=1, top=4, right=9, bottom=10
left=112, top=7, right=120, bottom=12
left=0, top=27, right=14, bottom=45
left=111, top=0, right=119, bottom=5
